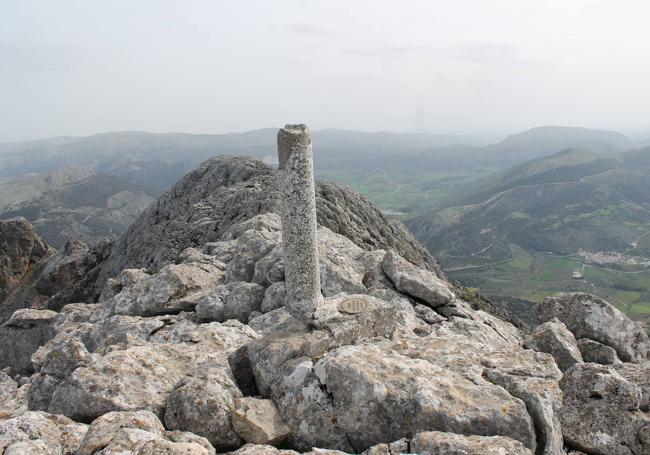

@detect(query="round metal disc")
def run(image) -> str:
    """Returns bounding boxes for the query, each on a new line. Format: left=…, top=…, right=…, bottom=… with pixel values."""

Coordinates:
left=337, top=297, right=372, bottom=314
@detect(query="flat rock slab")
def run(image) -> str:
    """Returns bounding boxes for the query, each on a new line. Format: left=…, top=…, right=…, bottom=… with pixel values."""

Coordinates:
left=382, top=250, right=453, bottom=307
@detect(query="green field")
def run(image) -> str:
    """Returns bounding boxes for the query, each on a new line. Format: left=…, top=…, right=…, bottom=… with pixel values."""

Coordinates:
left=448, top=252, right=650, bottom=328
left=317, top=166, right=498, bottom=219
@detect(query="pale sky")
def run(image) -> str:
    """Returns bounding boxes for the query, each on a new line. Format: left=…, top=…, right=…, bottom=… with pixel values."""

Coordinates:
left=1, top=0, right=649, bottom=142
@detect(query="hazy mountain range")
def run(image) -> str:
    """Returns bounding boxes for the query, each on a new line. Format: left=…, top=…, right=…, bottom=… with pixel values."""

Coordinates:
left=2, top=125, right=650, bottom=321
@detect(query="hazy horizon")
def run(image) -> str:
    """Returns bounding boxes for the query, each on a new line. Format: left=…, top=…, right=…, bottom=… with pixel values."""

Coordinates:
left=3, top=0, right=650, bottom=142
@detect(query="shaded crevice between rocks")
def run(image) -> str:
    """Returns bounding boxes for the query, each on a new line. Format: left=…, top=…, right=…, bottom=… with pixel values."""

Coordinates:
left=228, top=344, right=259, bottom=397
left=481, top=320, right=511, bottom=343
left=147, top=318, right=178, bottom=338
left=312, top=365, right=360, bottom=454
left=481, top=370, right=547, bottom=455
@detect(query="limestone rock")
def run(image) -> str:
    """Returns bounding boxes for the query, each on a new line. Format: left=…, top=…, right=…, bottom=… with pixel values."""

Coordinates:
left=0, top=311, right=56, bottom=374
left=38, top=336, right=93, bottom=378
left=225, top=282, right=266, bottom=323
left=614, top=362, right=650, bottom=412
left=312, top=344, right=536, bottom=452
left=382, top=250, right=453, bottom=307
left=86, top=426, right=213, bottom=455
left=252, top=247, right=284, bottom=286
left=48, top=344, right=187, bottom=420
left=132, top=436, right=212, bottom=454
left=524, top=319, right=583, bottom=371
left=164, top=362, right=243, bottom=450
left=231, top=445, right=299, bottom=455
left=164, top=430, right=216, bottom=455
left=194, top=284, right=229, bottom=322
left=559, top=362, right=650, bottom=455
left=318, top=227, right=366, bottom=297
left=226, top=229, right=279, bottom=283
left=231, top=397, right=291, bottom=446
left=0, top=411, right=87, bottom=455
left=0, top=371, right=28, bottom=412
left=5, top=308, right=58, bottom=329
left=537, top=293, right=650, bottom=362
left=98, top=156, right=438, bottom=290
left=77, top=410, right=165, bottom=455
left=409, top=431, right=535, bottom=454
left=110, top=262, right=224, bottom=316
left=261, top=282, right=286, bottom=313
left=45, top=320, right=256, bottom=422
left=577, top=338, right=620, bottom=365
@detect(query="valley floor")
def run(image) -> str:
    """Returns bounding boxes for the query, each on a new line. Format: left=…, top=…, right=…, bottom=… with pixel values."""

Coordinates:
left=447, top=252, right=650, bottom=329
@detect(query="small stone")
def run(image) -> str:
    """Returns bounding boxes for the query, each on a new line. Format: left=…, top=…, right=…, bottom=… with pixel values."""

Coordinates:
left=231, top=397, right=291, bottom=446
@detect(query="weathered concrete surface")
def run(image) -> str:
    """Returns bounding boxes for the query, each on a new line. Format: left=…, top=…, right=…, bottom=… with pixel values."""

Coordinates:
left=277, top=125, right=322, bottom=323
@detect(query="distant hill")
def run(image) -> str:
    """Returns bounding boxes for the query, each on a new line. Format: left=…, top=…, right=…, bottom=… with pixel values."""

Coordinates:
left=0, top=129, right=486, bottom=191
left=409, top=147, right=650, bottom=266
left=0, top=125, right=642, bottom=227
left=0, top=168, right=157, bottom=247
left=480, top=126, right=633, bottom=164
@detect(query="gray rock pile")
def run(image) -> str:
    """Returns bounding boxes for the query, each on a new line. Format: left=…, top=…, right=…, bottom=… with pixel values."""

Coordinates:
left=1, top=155, right=649, bottom=454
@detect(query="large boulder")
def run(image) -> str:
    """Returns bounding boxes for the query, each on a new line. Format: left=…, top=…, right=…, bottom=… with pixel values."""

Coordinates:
left=45, top=321, right=256, bottom=422
left=536, top=293, right=650, bottom=363
left=382, top=250, right=453, bottom=307
left=109, top=262, right=224, bottom=316
left=313, top=344, right=536, bottom=451
left=577, top=338, right=621, bottom=365
left=614, top=362, right=650, bottom=412
left=559, top=363, right=650, bottom=455
left=0, top=411, right=87, bottom=454
left=77, top=410, right=165, bottom=455
left=524, top=319, right=583, bottom=371
left=0, top=309, right=57, bottom=374
left=409, top=431, right=535, bottom=455
left=247, top=295, right=542, bottom=453
left=164, top=362, right=243, bottom=450
left=231, top=397, right=291, bottom=446
left=77, top=410, right=215, bottom=455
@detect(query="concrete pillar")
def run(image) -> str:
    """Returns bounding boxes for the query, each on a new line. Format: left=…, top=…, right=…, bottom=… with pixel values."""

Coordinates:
left=277, top=124, right=322, bottom=323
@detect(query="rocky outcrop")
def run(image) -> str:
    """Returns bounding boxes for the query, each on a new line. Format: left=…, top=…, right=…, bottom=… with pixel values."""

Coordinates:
left=2, top=155, right=650, bottom=455
left=97, top=156, right=439, bottom=288
left=0, top=237, right=111, bottom=324
left=537, top=293, right=650, bottom=363
left=0, top=218, right=51, bottom=305
left=524, top=319, right=583, bottom=372
left=0, top=309, right=57, bottom=375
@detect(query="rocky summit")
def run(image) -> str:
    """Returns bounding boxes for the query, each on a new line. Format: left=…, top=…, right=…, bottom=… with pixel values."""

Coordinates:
left=1, top=155, right=649, bottom=455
